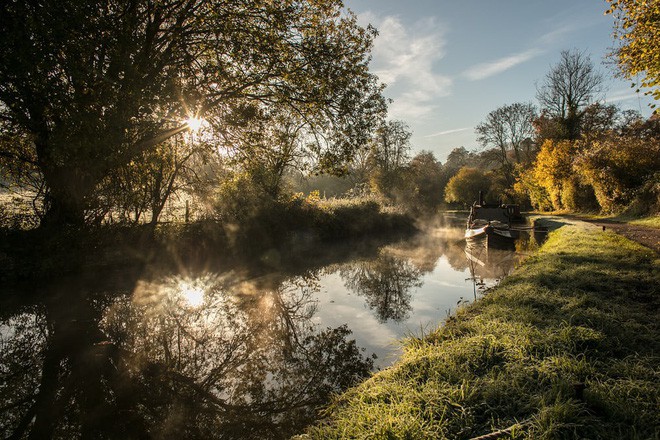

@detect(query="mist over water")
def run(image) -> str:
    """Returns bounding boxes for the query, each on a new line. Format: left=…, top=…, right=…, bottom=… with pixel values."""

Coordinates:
left=0, top=213, right=542, bottom=439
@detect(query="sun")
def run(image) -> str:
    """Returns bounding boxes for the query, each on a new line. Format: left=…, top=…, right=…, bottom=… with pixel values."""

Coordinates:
left=185, top=117, right=204, bottom=131
left=179, top=281, right=205, bottom=307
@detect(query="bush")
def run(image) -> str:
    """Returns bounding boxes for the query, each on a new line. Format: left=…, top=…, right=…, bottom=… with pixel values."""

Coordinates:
left=211, top=178, right=414, bottom=256
left=575, top=136, right=660, bottom=213
left=559, top=175, right=599, bottom=212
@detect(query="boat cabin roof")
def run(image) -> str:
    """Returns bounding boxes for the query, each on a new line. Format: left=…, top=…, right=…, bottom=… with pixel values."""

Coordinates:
left=470, top=204, right=519, bottom=223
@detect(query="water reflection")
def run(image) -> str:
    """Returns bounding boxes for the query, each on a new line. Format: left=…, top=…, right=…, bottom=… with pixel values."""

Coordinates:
left=340, top=255, right=422, bottom=323
left=0, top=214, right=543, bottom=438
left=462, top=230, right=545, bottom=297
left=0, top=273, right=372, bottom=439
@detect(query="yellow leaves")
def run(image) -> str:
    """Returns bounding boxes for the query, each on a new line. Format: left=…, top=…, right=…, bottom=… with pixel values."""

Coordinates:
left=609, top=0, right=660, bottom=102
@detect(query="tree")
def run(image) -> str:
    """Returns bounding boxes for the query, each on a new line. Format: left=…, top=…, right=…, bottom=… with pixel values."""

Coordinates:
left=536, top=50, right=604, bottom=140
left=444, top=167, right=492, bottom=207
left=108, top=135, right=205, bottom=225
left=513, top=166, right=552, bottom=211
left=406, top=151, right=445, bottom=211
left=528, top=139, right=597, bottom=211
left=220, top=105, right=312, bottom=200
left=443, top=147, right=473, bottom=174
left=0, top=0, right=385, bottom=226
left=607, top=0, right=660, bottom=107
left=367, top=120, right=412, bottom=197
left=475, top=102, right=537, bottom=184
left=340, top=255, right=421, bottom=323
left=579, top=103, right=620, bottom=140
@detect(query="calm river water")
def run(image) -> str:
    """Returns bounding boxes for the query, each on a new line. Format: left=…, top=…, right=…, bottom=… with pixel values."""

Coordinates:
left=0, top=214, right=541, bottom=439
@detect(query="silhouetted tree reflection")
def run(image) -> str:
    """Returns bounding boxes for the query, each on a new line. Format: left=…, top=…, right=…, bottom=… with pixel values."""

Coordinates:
left=340, top=254, right=422, bottom=322
left=0, top=273, right=373, bottom=440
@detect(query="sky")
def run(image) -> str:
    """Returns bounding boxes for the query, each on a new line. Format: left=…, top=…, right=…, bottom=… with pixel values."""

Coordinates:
left=342, top=0, right=655, bottom=162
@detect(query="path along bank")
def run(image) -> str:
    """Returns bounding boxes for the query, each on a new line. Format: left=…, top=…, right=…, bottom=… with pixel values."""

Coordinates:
left=300, top=218, right=659, bottom=439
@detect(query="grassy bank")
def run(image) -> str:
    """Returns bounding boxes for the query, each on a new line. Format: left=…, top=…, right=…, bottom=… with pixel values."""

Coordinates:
left=628, top=215, right=660, bottom=229
left=562, top=212, right=660, bottom=229
left=302, top=224, right=659, bottom=439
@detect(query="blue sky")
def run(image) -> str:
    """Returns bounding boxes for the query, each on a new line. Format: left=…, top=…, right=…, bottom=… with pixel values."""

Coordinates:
left=343, top=0, right=655, bottom=162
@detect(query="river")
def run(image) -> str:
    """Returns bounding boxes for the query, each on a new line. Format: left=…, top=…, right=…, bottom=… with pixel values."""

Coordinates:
left=0, top=213, right=542, bottom=439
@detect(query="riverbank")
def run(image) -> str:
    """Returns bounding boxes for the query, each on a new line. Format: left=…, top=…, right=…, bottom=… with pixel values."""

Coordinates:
left=0, top=198, right=416, bottom=283
left=301, top=220, right=659, bottom=439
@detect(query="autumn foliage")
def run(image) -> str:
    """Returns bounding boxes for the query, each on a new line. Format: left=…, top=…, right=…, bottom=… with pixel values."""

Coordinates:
left=607, top=0, right=660, bottom=106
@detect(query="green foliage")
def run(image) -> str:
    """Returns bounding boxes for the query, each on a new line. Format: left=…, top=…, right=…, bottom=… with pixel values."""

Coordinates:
left=367, top=121, right=413, bottom=199
left=402, top=151, right=445, bottom=212
left=444, top=167, right=492, bottom=206
left=559, top=175, right=599, bottom=212
left=212, top=171, right=414, bottom=253
left=304, top=226, right=660, bottom=439
left=0, top=0, right=386, bottom=226
left=213, top=171, right=275, bottom=224
left=514, top=166, right=553, bottom=211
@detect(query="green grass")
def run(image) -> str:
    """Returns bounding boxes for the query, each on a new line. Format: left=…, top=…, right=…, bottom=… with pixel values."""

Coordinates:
left=628, top=215, right=660, bottom=229
left=301, top=226, right=659, bottom=439
left=558, top=212, right=660, bottom=229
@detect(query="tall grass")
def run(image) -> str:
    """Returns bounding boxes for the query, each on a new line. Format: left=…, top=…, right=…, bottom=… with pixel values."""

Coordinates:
left=302, top=225, right=659, bottom=439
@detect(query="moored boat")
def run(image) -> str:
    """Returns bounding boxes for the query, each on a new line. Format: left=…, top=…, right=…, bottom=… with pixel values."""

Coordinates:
left=465, top=192, right=523, bottom=247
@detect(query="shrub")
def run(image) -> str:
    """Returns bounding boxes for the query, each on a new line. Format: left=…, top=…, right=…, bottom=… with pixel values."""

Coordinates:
left=575, top=136, right=660, bottom=213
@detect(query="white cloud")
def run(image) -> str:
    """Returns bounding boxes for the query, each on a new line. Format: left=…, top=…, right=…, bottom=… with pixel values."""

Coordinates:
left=464, top=48, right=542, bottom=81
left=360, top=13, right=452, bottom=119
left=424, top=127, right=471, bottom=138
left=604, top=90, right=643, bottom=104
left=537, top=24, right=577, bottom=45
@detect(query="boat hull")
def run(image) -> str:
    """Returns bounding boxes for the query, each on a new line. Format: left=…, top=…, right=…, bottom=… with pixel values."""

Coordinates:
left=465, top=225, right=518, bottom=248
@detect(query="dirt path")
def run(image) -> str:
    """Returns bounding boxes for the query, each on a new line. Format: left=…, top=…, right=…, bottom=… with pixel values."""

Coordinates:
left=579, top=218, right=660, bottom=254
left=530, top=215, right=660, bottom=254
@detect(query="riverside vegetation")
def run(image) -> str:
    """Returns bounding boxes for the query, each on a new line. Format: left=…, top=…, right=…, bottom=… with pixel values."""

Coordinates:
left=0, top=194, right=414, bottom=282
left=301, top=224, right=659, bottom=439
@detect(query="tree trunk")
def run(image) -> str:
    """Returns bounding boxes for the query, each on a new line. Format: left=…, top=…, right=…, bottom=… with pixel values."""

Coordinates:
left=36, top=135, right=95, bottom=227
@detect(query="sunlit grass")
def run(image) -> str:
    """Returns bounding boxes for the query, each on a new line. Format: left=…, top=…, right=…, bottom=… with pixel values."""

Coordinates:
left=628, top=214, right=660, bottom=228
left=555, top=212, right=660, bottom=229
left=302, top=225, right=659, bottom=439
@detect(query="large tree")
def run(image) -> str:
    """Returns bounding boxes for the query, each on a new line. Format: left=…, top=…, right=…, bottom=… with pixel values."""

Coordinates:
left=367, top=120, right=412, bottom=197
left=607, top=0, right=660, bottom=107
left=475, top=102, right=537, bottom=185
left=536, top=50, right=604, bottom=140
left=444, top=167, right=492, bottom=207
left=0, top=0, right=385, bottom=226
